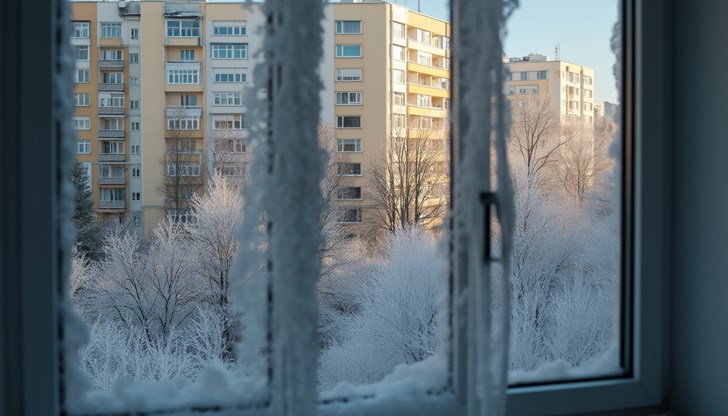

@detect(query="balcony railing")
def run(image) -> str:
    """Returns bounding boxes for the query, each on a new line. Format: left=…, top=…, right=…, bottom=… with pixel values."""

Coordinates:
left=98, top=106, right=125, bottom=115
left=99, top=177, right=125, bottom=185
left=99, top=153, right=125, bottom=162
left=165, top=106, right=202, bottom=117
left=98, top=129, right=125, bottom=138
left=98, top=59, right=124, bottom=68
left=98, top=201, right=125, bottom=210
left=99, top=83, right=124, bottom=92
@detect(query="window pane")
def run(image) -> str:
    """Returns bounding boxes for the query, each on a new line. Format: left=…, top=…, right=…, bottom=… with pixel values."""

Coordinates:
left=504, top=0, right=622, bottom=384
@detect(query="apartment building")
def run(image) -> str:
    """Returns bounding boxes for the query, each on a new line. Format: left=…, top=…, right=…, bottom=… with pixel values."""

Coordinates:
left=71, top=0, right=451, bottom=236
left=505, top=53, right=596, bottom=124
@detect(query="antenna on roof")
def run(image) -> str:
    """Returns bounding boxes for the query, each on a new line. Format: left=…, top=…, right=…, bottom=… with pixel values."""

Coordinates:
left=555, top=43, right=560, bottom=61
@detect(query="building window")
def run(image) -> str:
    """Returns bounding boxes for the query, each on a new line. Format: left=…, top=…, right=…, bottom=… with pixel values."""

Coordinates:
left=166, top=19, right=200, bottom=37
left=417, top=94, right=432, bottom=107
left=101, top=49, right=122, bottom=61
left=101, top=141, right=124, bottom=155
left=416, top=28, right=432, bottom=45
left=179, top=94, right=197, bottom=107
left=336, top=139, right=361, bottom=152
left=101, top=118, right=124, bottom=131
left=180, top=49, right=195, bottom=61
left=130, top=100, right=139, bottom=110
left=167, top=116, right=200, bottom=131
left=338, top=208, right=362, bottom=223
left=99, top=22, right=122, bottom=39
left=392, top=22, right=405, bottom=38
left=335, top=68, right=362, bottom=82
left=130, top=76, right=139, bottom=86
left=73, top=117, right=90, bottom=130
left=131, top=167, right=141, bottom=177
left=74, top=45, right=89, bottom=61
left=213, top=22, right=247, bottom=36
left=72, top=21, right=89, bottom=38
left=392, top=69, right=405, bottom=84
left=417, top=51, right=433, bottom=66
left=166, top=162, right=201, bottom=177
left=217, top=163, right=246, bottom=177
left=132, top=192, right=141, bottom=201
left=585, top=89, right=593, bottom=98
left=175, top=139, right=197, bottom=154
left=335, top=20, right=361, bottom=34
left=167, top=69, right=199, bottom=84
left=336, top=162, right=361, bottom=176
left=99, top=164, right=125, bottom=179
left=131, top=145, right=141, bottom=155
left=211, top=43, right=248, bottom=59
left=335, top=91, right=362, bottom=105
left=99, top=93, right=124, bottom=108
left=392, top=45, right=405, bottom=61
left=584, top=75, right=593, bottom=85
left=537, top=70, right=548, bottom=79
left=337, top=187, right=362, bottom=200
left=99, top=188, right=126, bottom=202
left=213, top=69, right=247, bottom=83
left=130, top=28, right=139, bottom=40
left=102, top=72, right=123, bottom=84
left=418, top=116, right=433, bottom=129
left=129, top=53, right=139, bottom=64
left=212, top=114, right=244, bottom=130
left=392, top=114, right=405, bottom=129
left=213, top=92, right=243, bottom=106
left=336, top=115, right=361, bottom=128
left=77, top=140, right=91, bottom=154
left=393, top=92, right=405, bottom=106
left=131, top=121, right=140, bottom=131
left=336, top=45, right=362, bottom=58
left=74, top=93, right=89, bottom=107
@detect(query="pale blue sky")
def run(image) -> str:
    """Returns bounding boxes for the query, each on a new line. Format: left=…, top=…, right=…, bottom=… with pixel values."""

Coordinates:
left=394, top=0, right=620, bottom=103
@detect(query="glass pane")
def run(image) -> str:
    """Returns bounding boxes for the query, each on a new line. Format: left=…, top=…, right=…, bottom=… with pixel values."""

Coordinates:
left=504, top=0, right=623, bottom=384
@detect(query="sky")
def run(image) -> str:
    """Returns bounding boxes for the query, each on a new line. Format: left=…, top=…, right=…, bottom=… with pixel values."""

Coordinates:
left=394, top=0, right=620, bottom=103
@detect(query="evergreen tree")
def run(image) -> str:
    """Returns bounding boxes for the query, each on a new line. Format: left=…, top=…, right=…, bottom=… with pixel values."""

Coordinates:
left=71, top=162, right=103, bottom=260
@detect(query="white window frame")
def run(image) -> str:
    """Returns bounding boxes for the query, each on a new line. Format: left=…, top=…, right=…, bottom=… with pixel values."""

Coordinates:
left=131, top=121, right=140, bottom=131
left=76, top=140, right=90, bottom=154
left=392, top=21, right=405, bottom=38
left=392, top=68, right=405, bottom=84
left=99, top=22, right=121, bottom=39
left=337, top=208, right=362, bottom=223
left=166, top=18, right=200, bottom=37
left=336, top=162, right=362, bottom=176
left=99, top=187, right=126, bottom=202
left=213, top=92, right=243, bottom=106
left=129, top=52, right=139, bottom=64
left=335, top=68, right=362, bottom=82
left=167, top=68, right=199, bottom=85
left=74, top=93, right=89, bottom=107
left=211, top=43, right=248, bottom=60
left=336, top=186, right=362, bottom=200
left=1, top=1, right=673, bottom=415
left=392, top=44, right=406, bottom=61
left=335, top=91, right=362, bottom=105
left=336, top=138, right=361, bottom=152
left=130, top=28, right=138, bottom=40
left=335, top=44, right=362, bottom=58
left=74, top=45, right=88, bottom=61
left=213, top=21, right=247, bottom=36
left=212, top=114, right=244, bottom=130
left=335, top=20, right=361, bottom=34
left=131, top=144, right=141, bottom=154
left=213, top=69, right=247, bottom=83
left=336, top=115, right=361, bottom=128
left=73, top=116, right=90, bottom=130
left=167, top=116, right=200, bottom=131
left=72, top=21, right=89, bottom=38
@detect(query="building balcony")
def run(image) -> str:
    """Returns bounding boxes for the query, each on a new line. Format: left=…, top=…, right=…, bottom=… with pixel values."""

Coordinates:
left=408, top=105, right=448, bottom=119
left=98, top=59, right=124, bottom=69
left=98, top=106, right=125, bottom=115
left=99, top=83, right=124, bottom=92
left=99, top=153, right=125, bottom=162
left=98, top=38, right=123, bottom=47
left=407, top=83, right=449, bottom=98
left=98, top=201, right=125, bottom=210
left=99, top=177, right=125, bottom=185
left=407, top=61, right=449, bottom=79
left=98, top=129, right=125, bottom=138
left=165, top=106, right=202, bottom=117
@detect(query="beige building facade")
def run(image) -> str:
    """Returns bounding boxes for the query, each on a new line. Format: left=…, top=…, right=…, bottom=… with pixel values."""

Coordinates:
left=71, top=0, right=451, bottom=236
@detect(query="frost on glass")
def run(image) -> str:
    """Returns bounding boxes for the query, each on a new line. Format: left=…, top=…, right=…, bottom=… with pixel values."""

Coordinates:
left=503, top=0, right=623, bottom=384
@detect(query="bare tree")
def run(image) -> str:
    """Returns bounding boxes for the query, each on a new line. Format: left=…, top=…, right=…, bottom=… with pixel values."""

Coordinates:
left=369, top=122, right=449, bottom=234
left=509, top=96, right=562, bottom=183
left=161, top=110, right=205, bottom=223
left=557, top=118, right=616, bottom=203
left=205, top=128, right=249, bottom=187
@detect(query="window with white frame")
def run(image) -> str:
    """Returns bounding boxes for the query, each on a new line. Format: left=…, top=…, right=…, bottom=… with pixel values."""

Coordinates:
left=336, top=138, right=361, bottom=152
left=336, top=162, right=361, bottom=176
left=166, top=161, right=201, bottom=177
left=77, top=140, right=90, bottom=154
left=101, top=141, right=124, bottom=154
left=99, top=93, right=124, bottom=108
left=213, top=92, right=243, bottom=106
left=335, top=91, right=362, bottom=105
left=215, top=138, right=246, bottom=153
left=392, top=114, right=405, bottom=129
left=416, top=28, right=432, bottom=44
left=212, top=114, right=244, bottom=130
left=336, top=187, right=362, bottom=200
left=392, top=21, right=405, bottom=38
left=131, top=167, right=140, bottom=177
left=337, top=208, right=362, bottom=223
left=173, top=139, right=197, bottom=154
left=180, top=49, right=195, bottom=61
left=167, top=68, right=199, bottom=84
left=417, top=94, right=432, bottom=107
left=336, top=44, right=362, bottom=58
left=166, top=19, right=200, bottom=37
left=99, top=187, right=126, bottom=202
left=392, top=44, right=405, bottom=61
left=336, top=115, right=361, bottom=128
left=131, top=121, right=140, bottom=131
left=336, top=68, right=362, bottom=81
left=417, top=51, right=433, bottom=66
left=129, top=52, right=139, bottom=64
left=99, top=22, right=121, bottom=38
left=213, top=21, right=247, bottom=36
left=393, top=92, right=405, bottom=106
left=392, top=68, right=405, bottom=84
left=211, top=43, right=247, bottom=59
left=72, top=21, right=89, bottom=38
left=335, top=20, right=361, bottom=34
left=99, top=164, right=125, bottom=179
left=102, top=72, right=123, bottom=84
left=180, top=94, right=197, bottom=107
left=74, top=93, right=89, bottom=107
left=73, top=117, right=90, bottom=130
left=217, top=163, right=246, bottom=177
left=418, top=116, right=433, bottom=129
left=213, top=69, right=247, bottom=83
left=131, top=144, right=141, bottom=155
left=74, top=45, right=88, bottom=61
left=130, top=100, right=139, bottom=110
left=130, top=28, right=138, bottom=40
left=132, top=192, right=141, bottom=201
left=167, top=116, right=200, bottom=130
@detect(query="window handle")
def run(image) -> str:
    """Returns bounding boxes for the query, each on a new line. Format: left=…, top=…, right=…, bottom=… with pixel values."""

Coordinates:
left=480, top=191, right=500, bottom=263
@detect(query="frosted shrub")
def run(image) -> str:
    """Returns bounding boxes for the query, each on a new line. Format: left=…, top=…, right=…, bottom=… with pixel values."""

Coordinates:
left=318, top=227, right=447, bottom=390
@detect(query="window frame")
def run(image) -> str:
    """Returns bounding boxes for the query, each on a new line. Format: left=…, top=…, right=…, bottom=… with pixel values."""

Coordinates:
left=0, top=0, right=670, bottom=414
left=335, top=44, right=362, bottom=58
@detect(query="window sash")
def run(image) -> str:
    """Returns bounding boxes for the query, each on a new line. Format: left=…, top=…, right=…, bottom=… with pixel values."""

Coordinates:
left=336, top=68, right=362, bottom=81
left=336, top=44, right=362, bottom=57
left=99, top=22, right=121, bottom=38
left=166, top=19, right=200, bottom=37
left=211, top=43, right=248, bottom=59
left=72, top=21, right=89, bottom=38
left=335, top=20, right=361, bottom=34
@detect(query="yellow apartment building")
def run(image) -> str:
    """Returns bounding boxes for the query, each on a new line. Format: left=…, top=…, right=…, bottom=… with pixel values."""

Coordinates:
left=71, top=0, right=451, bottom=237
